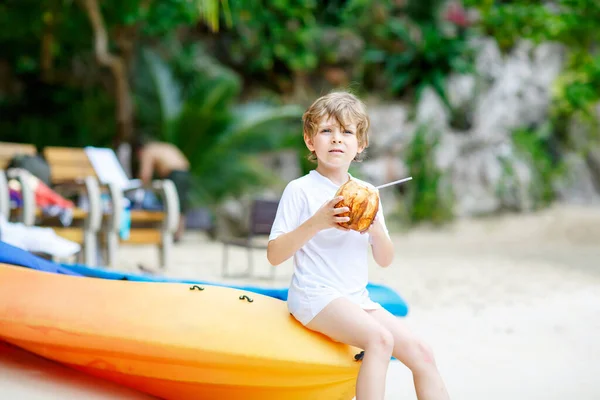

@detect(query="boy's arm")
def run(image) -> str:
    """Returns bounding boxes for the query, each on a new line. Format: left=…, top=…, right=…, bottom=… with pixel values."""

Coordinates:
left=267, top=218, right=320, bottom=266
left=267, top=196, right=349, bottom=266
left=367, top=219, right=394, bottom=267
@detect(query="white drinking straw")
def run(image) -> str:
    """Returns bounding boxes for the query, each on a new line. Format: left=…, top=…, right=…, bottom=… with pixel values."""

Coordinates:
left=375, top=176, right=413, bottom=190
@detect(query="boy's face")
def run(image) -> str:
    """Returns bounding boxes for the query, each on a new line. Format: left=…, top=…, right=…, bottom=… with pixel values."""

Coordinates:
left=304, top=115, right=364, bottom=168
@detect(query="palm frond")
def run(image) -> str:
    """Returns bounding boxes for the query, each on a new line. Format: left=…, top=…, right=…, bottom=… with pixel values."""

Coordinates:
left=194, top=0, right=232, bottom=32
left=137, top=48, right=184, bottom=142
left=216, top=104, right=304, bottom=150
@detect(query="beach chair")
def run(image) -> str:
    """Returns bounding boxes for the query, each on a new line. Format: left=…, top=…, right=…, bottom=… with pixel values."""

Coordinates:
left=220, top=198, right=280, bottom=280
left=0, top=143, right=37, bottom=170
left=35, top=147, right=103, bottom=265
left=72, top=146, right=180, bottom=269
left=0, top=142, right=37, bottom=221
left=0, top=142, right=101, bottom=264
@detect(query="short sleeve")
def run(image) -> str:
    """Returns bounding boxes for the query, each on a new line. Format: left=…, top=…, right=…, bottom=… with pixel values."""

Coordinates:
left=368, top=199, right=390, bottom=244
left=269, top=181, right=304, bottom=242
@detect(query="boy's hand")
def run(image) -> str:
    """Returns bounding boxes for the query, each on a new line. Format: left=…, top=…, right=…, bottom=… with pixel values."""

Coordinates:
left=311, top=196, right=351, bottom=232
left=360, top=215, right=385, bottom=238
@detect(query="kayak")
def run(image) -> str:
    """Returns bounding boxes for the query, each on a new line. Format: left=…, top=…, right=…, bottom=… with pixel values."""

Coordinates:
left=0, top=241, right=409, bottom=317
left=0, top=264, right=360, bottom=399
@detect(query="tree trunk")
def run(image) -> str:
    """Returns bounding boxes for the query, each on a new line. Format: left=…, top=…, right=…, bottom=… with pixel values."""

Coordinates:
left=79, top=0, right=133, bottom=145
left=40, top=12, right=55, bottom=83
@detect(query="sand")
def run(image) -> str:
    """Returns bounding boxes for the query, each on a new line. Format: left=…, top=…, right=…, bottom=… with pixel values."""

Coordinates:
left=0, top=342, right=152, bottom=399
left=1, top=204, right=599, bottom=399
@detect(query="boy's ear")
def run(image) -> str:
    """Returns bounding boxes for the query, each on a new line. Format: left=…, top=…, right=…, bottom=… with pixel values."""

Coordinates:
left=304, top=133, right=314, bottom=151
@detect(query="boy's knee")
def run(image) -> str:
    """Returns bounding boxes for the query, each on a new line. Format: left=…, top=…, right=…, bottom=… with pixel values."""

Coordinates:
left=367, top=327, right=394, bottom=355
left=408, top=338, right=436, bottom=369
left=417, top=340, right=435, bottom=363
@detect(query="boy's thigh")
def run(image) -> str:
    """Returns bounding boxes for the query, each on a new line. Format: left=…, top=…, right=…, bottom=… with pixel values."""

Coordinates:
left=306, top=297, right=388, bottom=350
left=366, top=308, right=414, bottom=342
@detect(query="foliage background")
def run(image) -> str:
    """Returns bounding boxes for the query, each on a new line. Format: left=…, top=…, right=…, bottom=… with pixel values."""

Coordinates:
left=0, top=0, right=598, bottom=226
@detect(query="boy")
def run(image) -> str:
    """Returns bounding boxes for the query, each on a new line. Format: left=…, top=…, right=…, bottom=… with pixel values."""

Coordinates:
left=267, top=91, right=450, bottom=400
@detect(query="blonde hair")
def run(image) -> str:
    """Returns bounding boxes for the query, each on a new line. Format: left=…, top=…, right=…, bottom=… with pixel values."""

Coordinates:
left=302, top=91, right=370, bottom=163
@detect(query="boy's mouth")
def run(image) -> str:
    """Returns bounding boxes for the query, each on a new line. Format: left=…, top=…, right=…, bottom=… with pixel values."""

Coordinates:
left=329, top=149, right=344, bottom=153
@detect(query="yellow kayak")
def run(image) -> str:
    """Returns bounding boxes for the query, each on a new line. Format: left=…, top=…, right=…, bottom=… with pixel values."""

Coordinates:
left=0, top=264, right=360, bottom=399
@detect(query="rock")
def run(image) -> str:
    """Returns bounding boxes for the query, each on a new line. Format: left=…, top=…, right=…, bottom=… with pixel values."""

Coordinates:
left=358, top=155, right=409, bottom=209
left=448, top=139, right=536, bottom=216
left=554, top=153, right=600, bottom=205
left=435, top=131, right=463, bottom=171
left=359, top=156, right=409, bottom=187
left=365, top=103, right=411, bottom=154
left=415, top=87, right=449, bottom=133
left=446, top=73, right=477, bottom=111
left=472, top=40, right=565, bottom=141
left=532, top=43, right=565, bottom=88
left=472, top=37, right=503, bottom=82
left=450, top=142, right=501, bottom=216
left=567, top=102, right=600, bottom=200
left=587, top=145, right=600, bottom=191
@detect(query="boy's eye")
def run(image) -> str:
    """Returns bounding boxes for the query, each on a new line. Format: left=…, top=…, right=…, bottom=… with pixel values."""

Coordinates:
left=321, top=129, right=331, bottom=133
left=344, top=130, right=354, bottom=135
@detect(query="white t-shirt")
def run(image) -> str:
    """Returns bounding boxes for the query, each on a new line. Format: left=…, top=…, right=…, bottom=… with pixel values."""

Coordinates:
left=269, top=170, right=389, bottom=295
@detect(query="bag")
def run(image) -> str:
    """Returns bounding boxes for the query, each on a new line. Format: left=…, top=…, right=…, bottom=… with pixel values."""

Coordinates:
left=7, top=154, right=52, bottom=187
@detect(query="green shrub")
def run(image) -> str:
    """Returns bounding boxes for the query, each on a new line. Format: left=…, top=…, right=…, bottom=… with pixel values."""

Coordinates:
left=401, top=124, right=454, bottom=225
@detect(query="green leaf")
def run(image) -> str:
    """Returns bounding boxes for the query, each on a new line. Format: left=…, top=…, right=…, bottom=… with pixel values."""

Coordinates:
left=364, top=49, right=387, bottom=63
left=216, top=104, right=304, bottom=151
left=142, top=49, right=183, bottom=141
left=390, top=72, right=415, bottom=93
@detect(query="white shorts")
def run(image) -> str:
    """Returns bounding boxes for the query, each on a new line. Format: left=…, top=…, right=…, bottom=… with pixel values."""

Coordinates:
left=287, top=282, right=382, bottom=326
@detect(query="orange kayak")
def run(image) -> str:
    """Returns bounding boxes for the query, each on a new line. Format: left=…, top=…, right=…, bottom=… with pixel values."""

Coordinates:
left=0, top=264, right=360, bottom=399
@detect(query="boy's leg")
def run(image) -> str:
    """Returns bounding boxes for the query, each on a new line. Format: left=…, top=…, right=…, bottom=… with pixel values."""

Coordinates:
left=306, top=297, right=394, bottom=400
left=366, top=308, right=451, bottom=400
left=167, top=170, right=191, bottom=242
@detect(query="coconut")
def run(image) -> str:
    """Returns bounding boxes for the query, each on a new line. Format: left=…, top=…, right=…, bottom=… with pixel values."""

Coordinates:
left=334, top=179, right=379, bottom=233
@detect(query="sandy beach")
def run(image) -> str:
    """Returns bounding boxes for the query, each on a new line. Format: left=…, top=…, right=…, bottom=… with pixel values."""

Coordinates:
left=1, top=204, right=599, bottom=399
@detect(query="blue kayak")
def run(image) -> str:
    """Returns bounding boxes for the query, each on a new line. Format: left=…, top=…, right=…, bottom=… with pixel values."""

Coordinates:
left=0, top=241, right=409, bottom=317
